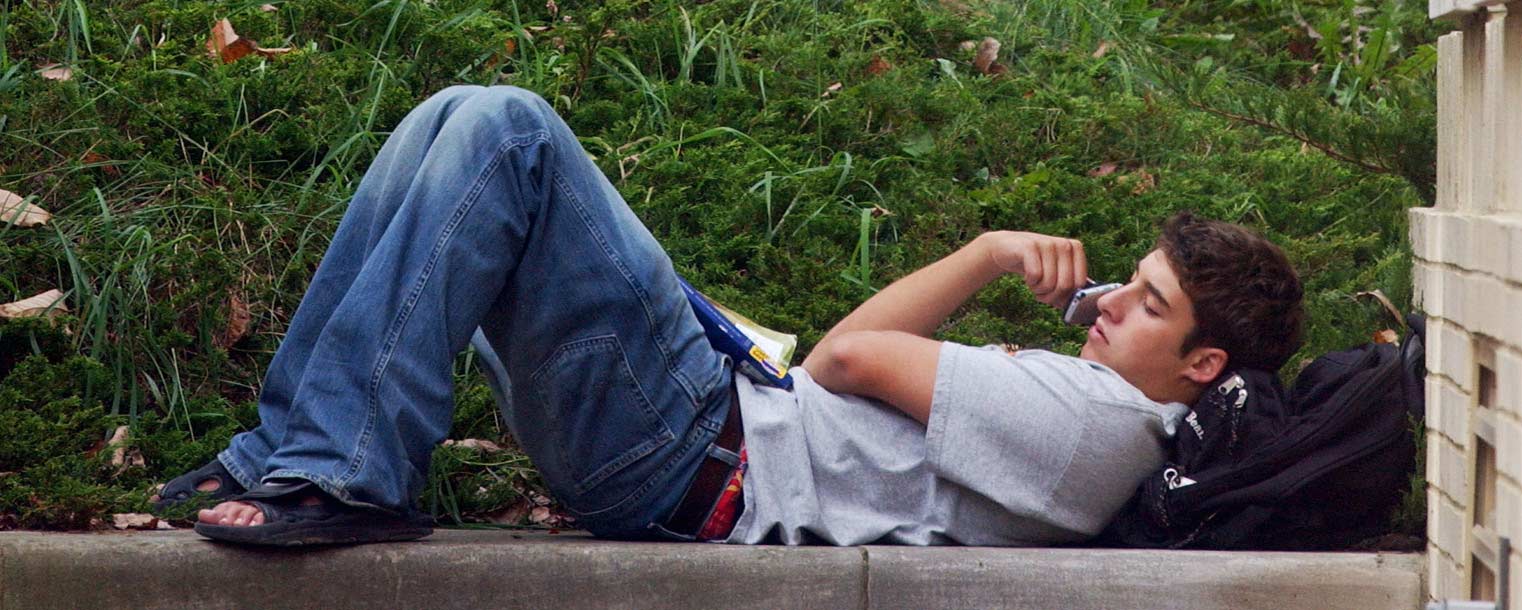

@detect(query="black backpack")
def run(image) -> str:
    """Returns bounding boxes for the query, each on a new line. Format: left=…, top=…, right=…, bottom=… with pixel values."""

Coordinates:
left=1094, top=314, right=1426, bottom=550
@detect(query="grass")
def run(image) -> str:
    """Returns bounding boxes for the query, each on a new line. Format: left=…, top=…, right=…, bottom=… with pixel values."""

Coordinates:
left=0, top=0, right=1438, bottom=538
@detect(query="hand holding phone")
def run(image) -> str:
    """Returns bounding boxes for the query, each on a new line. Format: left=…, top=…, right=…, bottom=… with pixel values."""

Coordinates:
left=1063, top=281, right=1122, bottom=326
left=983, top=231, right=1088, bottom=309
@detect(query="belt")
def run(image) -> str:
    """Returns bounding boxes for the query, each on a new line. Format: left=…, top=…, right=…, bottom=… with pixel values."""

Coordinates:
left=663, top=380, right=744, bottom=538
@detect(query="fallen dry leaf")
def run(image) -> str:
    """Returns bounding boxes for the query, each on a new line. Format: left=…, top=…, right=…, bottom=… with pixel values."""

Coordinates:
left=260, top=3, right=277, bottom=11
left=822, top=82, right=843, bottom=97
left=0, top=189, right=50, bottom=227
left=529, top=506, right=552, bottom=524
left=206, top=19, right=292, bottom=63
left=207, top=19, right=258, bottom=63
left=486, top=499, right=533, bottom=524
left=443, top=438, right=504, bottom=452
left=106, top=426, right=131, bottom=466
left=38, top=64, right=73, bottom=81
left=866, top=55, right=892, bottom=77
left=1088, top=163, right=1119, bottom=178
left=958, top=40, right=977, bottom=53
left=81, top=151, right=121, bottom=177
left=112, top=513, right=160, bottom=530
left=1125, top=170, right=1156, bottom=195
left=1092, top=41, right=1112, bottom=58
left=546, top=0, right=559, bottom=17
left=215, top=294, right=251, bottom=349
left=1373, top=329, right=1399, bottom=344
left=973, top=37, right=1003, bottom=75
left=0, top=289, right=68, bottom=319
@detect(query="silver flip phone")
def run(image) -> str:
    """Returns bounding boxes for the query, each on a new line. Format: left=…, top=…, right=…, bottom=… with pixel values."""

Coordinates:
left=1062, top=282, right=1123, bottom=326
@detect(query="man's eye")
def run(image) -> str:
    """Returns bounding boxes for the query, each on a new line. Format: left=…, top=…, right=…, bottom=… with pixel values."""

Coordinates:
left=1144, top=303, right=1160, bottom=316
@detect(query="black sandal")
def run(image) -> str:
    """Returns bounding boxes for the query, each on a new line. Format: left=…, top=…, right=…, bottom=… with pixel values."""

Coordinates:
left=193, top=479, right=434, bottom=546
left=151, top=458, right=248, bottom=512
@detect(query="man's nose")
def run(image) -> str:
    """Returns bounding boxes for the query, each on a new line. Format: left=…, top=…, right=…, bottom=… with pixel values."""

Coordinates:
left=1096, top=286, right=1123, bottom=322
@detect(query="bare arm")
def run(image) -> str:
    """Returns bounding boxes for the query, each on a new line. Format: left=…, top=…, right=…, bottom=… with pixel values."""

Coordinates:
left=802, top=230, right=1087, bottom=422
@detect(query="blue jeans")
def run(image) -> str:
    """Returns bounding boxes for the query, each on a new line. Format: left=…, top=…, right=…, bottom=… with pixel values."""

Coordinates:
left=217, top=85, right=734, bottom=539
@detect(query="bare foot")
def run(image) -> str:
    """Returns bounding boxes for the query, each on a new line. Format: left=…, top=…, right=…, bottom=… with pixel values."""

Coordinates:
left=198, top=495, right=322, bottom=527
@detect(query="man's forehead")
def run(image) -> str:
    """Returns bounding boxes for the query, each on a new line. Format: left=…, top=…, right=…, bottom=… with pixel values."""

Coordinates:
left=1137, top=250, right=1186, bottom=300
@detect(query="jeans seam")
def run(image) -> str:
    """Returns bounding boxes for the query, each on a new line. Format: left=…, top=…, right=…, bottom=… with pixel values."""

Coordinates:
left=339, top=128, right=552, bottom=490
left=552, top=171, right=702, bottom=408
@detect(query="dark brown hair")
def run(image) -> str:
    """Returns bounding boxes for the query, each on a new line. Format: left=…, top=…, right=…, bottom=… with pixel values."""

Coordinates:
left=1155, top=212, right=1305, bottom=372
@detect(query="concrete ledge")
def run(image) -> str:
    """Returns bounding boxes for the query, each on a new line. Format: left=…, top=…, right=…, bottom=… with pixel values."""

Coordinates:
left=0, top=530, right=1424, bottom=610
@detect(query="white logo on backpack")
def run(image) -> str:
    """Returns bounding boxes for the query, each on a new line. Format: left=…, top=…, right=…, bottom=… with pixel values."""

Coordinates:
left=1164, top=467, right=1197, bottom=490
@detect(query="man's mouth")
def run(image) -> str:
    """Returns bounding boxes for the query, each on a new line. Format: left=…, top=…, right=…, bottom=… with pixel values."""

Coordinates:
left=1089, top=322, right=1108, bottom=344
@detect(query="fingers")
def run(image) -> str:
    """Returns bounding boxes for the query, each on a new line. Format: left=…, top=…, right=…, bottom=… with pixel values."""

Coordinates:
left=1071, top=239, right=1088, bottom=292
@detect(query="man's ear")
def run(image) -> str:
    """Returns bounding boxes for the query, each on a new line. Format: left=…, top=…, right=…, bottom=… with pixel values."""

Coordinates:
left=1182, top=346, right=1229, bottom=385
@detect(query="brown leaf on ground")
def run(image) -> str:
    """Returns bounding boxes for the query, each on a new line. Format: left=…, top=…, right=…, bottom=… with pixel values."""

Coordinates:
left=254, top=46, right=293, bottom=58
left=81, top=151, right=120, bottom=176
left=1119, top=169, right=1156, bottom=194
left=546, top=0, right=559, bottom=17
left=821, top=82, right=843, bottom=97
left=958, top=40, right=977, bottom=53
left=1092, top=41, right=1112, bottom=58
left=215, top=294, right=251, bottom=349
left=1, top=189, right=50, bottom=227
left=260, top=3, right=277, bottom=11
left=106, top=426, right=131, bottom=466
left=1372, top=329, right=1399, bottom=344
left=112, top=513, right=160, bottom=530
left=973, top=37, right=1002, bottom=75
left=529, top=506, right=552, bottom=524
left=865, top=55, right=892, bottom=77
left=486, top=499, right=533, bottom=524
left=1088, top=163, right=1119, bottom=178
left=38, top=64, right=73, bottom=81
left=207, top=19, right=258, bottom=63
left=0, top=289, right=69, bottom=319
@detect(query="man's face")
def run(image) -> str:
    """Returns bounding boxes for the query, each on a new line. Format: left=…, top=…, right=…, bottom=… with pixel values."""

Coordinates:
left=1078, top=249, right=1204, bottom=401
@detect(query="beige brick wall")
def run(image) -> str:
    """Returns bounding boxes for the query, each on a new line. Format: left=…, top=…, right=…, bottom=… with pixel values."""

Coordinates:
left=1420, top=2, right=1522, bottom=606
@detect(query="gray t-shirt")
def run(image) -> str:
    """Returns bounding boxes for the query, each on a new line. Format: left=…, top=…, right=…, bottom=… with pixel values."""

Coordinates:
left=723, top=342, right=1189, bottom=546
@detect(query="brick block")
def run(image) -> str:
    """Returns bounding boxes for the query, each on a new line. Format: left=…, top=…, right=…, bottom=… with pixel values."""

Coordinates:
left=1496, top=416, right=1521, bottom=482
left=1442, top=380, right=1472, bottom=443
left=1497, top=477, right=1520, bottom=542
left=1428, top=428, right=1444, bottom=485
left=1439, top=437, right=1472, bottom=502
left=1499, top=281, right=1522, bottom=347
left=1438, top=552, right=1466, bottom=603
left=1434, top=318, right=1476, bottom=392
left=1427, top=488, right=1444, bottom=554
left=1474, top=217, right=1510, bottom=278
left=1410, top=208, right=1440, bottom=263
left=1441, top=213, right=1473, bottom=268
left=1496, top=348, right=1522, bottom=414
left=1504, top=217, right=1522, bottom=284
left=1513, top=558, right=1522, bottom=610
left=1428, top=377, right=1472, bottom=445
left=1427, top=543, right=1448, bottom=600
left=1469, top=274, right=1509, bottom=341
left=1443, top=267, right=1471, bottom=329
left=1415, top=264, right=1445, bottom=317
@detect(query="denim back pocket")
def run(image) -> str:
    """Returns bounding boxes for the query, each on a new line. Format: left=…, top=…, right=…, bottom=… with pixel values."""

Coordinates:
left=529, top=334, right=675, bottom=500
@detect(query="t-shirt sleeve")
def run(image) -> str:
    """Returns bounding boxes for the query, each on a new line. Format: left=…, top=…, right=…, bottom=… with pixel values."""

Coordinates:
left=925, top=343, right=1089, bottom=521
